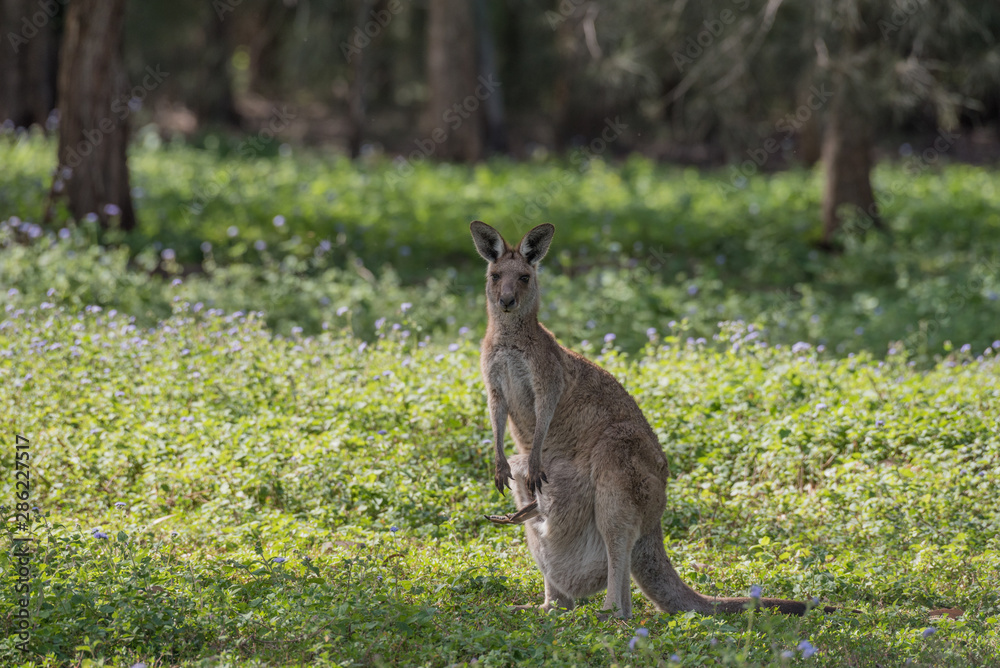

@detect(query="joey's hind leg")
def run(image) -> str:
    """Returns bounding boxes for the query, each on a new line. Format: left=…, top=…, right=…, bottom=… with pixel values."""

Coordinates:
left=505, top=455, right=574, bottom=612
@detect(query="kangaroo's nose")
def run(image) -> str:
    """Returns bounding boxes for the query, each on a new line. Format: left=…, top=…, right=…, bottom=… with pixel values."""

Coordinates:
left=499, top=295, right=516, bottom=309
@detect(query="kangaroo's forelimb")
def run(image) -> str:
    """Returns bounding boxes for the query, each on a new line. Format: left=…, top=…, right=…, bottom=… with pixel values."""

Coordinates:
left=526, top=370, right=562, bottom=495
left=487, top=387, right=511, bottom=494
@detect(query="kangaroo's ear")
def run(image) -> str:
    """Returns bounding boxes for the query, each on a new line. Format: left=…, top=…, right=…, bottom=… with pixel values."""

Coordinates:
left=518, top=224, right=555, bottom=265
left=470, top=220, right=506, bottom=263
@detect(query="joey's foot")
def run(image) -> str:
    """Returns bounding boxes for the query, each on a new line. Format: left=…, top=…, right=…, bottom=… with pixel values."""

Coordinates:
left=526, top=466, right=548, bottom=496
left=494, top=459, right=512, bottom=495
left=485, top=500, right=539, bottom=525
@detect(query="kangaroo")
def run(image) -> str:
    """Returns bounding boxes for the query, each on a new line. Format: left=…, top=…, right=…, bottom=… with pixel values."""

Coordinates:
left=471, top=220, right=833, bottom=619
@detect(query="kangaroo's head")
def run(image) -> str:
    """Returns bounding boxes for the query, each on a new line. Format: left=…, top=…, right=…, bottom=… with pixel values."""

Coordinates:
left=470, top=221, right=554, bottom=318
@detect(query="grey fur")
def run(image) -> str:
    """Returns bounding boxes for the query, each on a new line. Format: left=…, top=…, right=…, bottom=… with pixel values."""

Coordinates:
left=472, top=221, right=831, bottom=619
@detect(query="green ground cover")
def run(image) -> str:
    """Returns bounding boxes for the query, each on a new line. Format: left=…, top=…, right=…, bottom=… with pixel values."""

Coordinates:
left=0, top=307, right=998, bottom=666
left=2, top=133, right=1000, bottom=357
left=1, top=133, right=999, bottom=665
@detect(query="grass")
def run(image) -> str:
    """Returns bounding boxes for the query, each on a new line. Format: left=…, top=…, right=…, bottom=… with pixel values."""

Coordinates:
left=3, top=133, right=1000, bottom=357
left=1, top=132, right=999, bottom=665
left=0, top=306, right=998, bottom=666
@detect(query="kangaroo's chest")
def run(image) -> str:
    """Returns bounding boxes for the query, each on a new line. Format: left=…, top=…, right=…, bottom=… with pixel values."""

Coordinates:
left=488, top=348, right=536, bottom=442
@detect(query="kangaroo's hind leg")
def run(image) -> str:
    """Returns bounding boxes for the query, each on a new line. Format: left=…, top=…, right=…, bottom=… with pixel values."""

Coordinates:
left=592, top=451, right=646, bottom=619
left=595, top=503, right=640, bottom=619
left=594, top=489, right=639, bottom=619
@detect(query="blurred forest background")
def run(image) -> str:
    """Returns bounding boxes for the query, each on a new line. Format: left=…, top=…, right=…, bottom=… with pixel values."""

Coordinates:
left=4, top=0, right=1000, bottom=355
left=3, top=0, right=1000, bottom=235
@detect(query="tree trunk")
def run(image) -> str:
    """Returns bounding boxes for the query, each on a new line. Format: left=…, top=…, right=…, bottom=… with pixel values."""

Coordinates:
left=473, top=0, right=507, bottom=154
left=51, top=0, right=136, bottom=231
left=426, top=0, right=482, bottom=162
left=194, top=5, right=240, bottom=129
left=0, top=0, right=59, bottom=128
left=347, top=0, right=376, bottom=158
left=820, top=74, right=878, bottom=246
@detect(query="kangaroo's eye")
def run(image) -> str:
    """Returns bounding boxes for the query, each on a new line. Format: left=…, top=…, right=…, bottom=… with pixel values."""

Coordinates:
left=519, top=275, right=530, bottom=283
left=490, top=274, right=500, bottom=282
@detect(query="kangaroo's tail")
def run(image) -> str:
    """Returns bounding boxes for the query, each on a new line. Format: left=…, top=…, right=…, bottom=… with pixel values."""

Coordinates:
left=630, top=530, right=837, bottom=616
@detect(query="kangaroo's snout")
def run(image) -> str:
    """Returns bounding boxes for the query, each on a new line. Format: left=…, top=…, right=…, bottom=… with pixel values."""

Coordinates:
left=499, top=294, right=517, bottom=310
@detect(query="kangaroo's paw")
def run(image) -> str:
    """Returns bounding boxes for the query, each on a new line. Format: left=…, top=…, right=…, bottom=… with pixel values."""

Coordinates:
left=485, top=500, right=540, bottom=525
left=494, top=458, right=513, bottom=495
left=526, top=466, right=548, bottom=496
